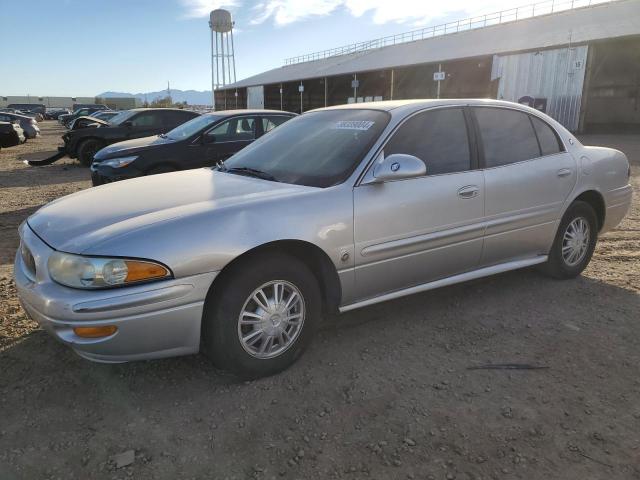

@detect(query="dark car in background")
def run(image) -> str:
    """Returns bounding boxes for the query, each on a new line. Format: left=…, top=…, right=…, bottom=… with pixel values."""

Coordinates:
left=0, top=121, right=25, bottom=148
left=0, top=112, right=40, bottom=139
left=68, top=111, right=119, bottom=130
left=59, top=105, right=109, bottom=126
left=91, top=110, right=294, bottom=185
left=7, top=103, right=46, bottom=115
left=44, top=108, right=72, bottom=120
left=72, top=103, right=109, bottom=112
left=61, top=108, right=200, bottom=165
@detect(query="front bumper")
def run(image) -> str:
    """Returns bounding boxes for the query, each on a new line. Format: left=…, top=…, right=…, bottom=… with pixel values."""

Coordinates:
left=90, top=162, right=143, bottom=185
left=14, top=223, right=218, bottom=363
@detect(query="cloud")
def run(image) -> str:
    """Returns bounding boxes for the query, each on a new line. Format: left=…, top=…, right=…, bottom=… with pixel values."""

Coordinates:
left=182, top=0, right=602, bottom=26
left=248, top=0, right=524, bottom=26
left=249, top=0, right=342, bottom=25
left=180, top=0, right=241, bottom=19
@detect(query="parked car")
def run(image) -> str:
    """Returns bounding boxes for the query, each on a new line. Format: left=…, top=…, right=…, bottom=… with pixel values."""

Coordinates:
left=45, top=108, right=71, bottom=120
left=91, top=110, right=119, bottom=121
left=14, top=100, right=632, bottom=378
left=0, top=121, right=25, bottom=147
left=72, top=103, right=109, bottom=112
left=91, top=110, right=294, bottom=185
left=59, top=106, right=109, bottom=127
left=8, top=110, right=44, bottom=122
left=53, top=108, right=199, bottom=165
left=0, top=112, right=40, bottom=139
left=68, top=110, right=119, bottom=130
left=7, top=103, right=46, bottom=115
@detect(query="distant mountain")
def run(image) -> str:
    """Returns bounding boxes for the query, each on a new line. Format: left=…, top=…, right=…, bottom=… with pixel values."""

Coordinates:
left=97, top=89, right=213, bottom=106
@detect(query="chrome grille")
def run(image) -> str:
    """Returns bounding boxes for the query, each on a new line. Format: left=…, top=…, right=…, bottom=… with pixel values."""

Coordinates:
left=20, top=242, right=36, bottom=279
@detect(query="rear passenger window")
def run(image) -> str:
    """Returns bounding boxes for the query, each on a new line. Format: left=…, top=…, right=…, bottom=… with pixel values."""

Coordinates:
left=475, top=108, right=540, bottom=167
left=531, top=116, right=563, bottom=156
left=384, top=108, right=471, bottom=175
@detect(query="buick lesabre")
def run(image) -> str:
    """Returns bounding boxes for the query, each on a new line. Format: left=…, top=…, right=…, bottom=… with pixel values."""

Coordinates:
left=15, top=100, right=632, bottom=378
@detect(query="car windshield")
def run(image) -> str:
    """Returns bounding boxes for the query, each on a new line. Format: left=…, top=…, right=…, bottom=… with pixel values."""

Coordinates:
left=221, top=109, right=390, bottom=188
left=108, top=110, right=136, bottom=126
left=166, top=114, right=222, bottom=140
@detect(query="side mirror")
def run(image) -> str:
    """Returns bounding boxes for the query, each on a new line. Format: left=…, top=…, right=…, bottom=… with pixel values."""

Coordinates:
left=122, top=120, right=133, bottom=128
left=370, top=154, right=426, bottom=183
left=202, top=133, right=216, bottom=144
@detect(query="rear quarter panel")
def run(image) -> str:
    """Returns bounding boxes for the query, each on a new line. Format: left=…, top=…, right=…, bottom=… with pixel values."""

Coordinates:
left=570, top=145, right=632, bottom=232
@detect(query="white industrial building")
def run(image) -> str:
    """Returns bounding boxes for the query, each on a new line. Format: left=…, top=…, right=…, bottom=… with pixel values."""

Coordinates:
left=216, top=0, right=640, bottom=132
left=0, top=96, right=96, bottom=110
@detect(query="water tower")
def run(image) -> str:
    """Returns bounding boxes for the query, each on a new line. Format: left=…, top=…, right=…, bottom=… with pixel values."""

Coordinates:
left=209, top=9, right=237, bottom=109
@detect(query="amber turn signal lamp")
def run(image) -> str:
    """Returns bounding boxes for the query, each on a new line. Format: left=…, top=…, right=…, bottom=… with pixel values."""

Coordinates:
left=124, top=261, right=169, bottom=283
left=73, top=326, right=118, bottom=338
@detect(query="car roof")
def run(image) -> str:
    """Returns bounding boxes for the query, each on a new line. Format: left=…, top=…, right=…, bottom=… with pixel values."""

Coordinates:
left=0, top=112, right=29, bottom=120
left=314, top=98, right=540, bottom=114
left=205, top=109, right=295, bottom=117
left=125, top=108, right=200, bottom=113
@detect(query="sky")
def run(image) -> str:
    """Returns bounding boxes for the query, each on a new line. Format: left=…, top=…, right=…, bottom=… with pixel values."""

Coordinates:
left=1, top=0, right=529, bottom=96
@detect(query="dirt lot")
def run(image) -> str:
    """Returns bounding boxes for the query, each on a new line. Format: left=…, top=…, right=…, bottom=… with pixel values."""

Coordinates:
left=0, top=122, right=639, bottom=480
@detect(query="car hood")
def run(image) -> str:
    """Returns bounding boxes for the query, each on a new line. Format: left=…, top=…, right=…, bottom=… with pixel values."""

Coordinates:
left=95, top=135, right=175, bottom=159
left=27, top=168, right=313, bottom=254
left=71, top=116, right=110, bottom=129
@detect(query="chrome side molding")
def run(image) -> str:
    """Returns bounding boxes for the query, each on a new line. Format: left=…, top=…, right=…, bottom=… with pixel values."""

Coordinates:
left=339, top=256, right=548, bottom=312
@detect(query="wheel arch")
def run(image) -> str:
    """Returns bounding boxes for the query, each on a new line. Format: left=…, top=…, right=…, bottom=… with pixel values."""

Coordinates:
left=206, top=239, right=342, bottom=315
left=571, top=189, right=605, bottom=231
left=75, top=136, right=104, bottom=156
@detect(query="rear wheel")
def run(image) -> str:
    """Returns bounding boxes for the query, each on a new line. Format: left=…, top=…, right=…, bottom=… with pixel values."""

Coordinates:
left=77, top=139, right=103, bottom=167
left=541, top=201, right=598, bottom=279
left=201, top=253, right=321, bottom=379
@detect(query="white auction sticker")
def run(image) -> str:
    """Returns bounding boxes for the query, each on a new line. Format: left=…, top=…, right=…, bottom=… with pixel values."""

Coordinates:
left=334, top=120, right=375, bottom=131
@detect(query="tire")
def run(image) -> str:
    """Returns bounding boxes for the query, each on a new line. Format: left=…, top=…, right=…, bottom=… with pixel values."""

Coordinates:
left=77, top=139, right=102, bottom=167
left=541, top=200, right=598, bottom=279
left=201, top=253, right=321, bottom=379
left=146, top=164, right=176, bottom=176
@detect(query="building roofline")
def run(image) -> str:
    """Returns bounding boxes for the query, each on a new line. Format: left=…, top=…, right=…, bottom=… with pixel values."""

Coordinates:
left=219, top=0, right=639, bottom=90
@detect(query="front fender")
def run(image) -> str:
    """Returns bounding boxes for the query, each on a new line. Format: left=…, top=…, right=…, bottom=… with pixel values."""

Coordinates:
left=80, top=185, right=355, bottom=279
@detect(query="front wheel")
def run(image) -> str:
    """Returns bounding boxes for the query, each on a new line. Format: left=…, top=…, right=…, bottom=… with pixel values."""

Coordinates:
left=77, top=139, right=103, bottom=167
left=541, top=201, right=598, bottom=279
left=201, top=253, right=321, bottom=379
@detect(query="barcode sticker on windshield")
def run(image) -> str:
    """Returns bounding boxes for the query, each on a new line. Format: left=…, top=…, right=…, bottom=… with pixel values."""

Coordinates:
left=334, top=120, right=375, bottom=131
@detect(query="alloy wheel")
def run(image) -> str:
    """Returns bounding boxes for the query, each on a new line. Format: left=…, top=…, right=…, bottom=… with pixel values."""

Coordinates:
left=562, top=217, right=590, bottom=267
left=237, top=280, right=305, bottom=359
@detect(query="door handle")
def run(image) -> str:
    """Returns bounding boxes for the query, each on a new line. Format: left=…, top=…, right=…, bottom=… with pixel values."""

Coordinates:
left=557, top=168, right=572, bottom=177
left=457, top=185, right=479, bottom=199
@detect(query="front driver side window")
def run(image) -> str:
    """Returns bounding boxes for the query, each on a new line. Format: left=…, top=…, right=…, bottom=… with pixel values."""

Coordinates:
left=130, top=112, right=160, bottom=127
left=262, top=116, right=289, bottom=134
left=384, top=108, right=471, bottom=175
left=207, top=117, right=256, bottom=142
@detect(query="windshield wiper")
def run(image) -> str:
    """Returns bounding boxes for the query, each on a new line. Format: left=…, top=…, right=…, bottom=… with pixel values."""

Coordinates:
left=221, top=166, right=278, bottom=182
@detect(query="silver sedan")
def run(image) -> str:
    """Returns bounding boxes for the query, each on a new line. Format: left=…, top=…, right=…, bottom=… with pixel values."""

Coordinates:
left=14, top=100, right=632, bottom=378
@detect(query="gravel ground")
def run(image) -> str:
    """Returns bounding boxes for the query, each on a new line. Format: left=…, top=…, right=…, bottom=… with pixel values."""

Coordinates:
left=0, top=122, right=639, bottom=480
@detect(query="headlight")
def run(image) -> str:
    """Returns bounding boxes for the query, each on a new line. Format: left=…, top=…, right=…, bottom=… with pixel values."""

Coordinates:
left=100, top=156, right=138, bottom=168
left=48, top=252, right=171, bottom=289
